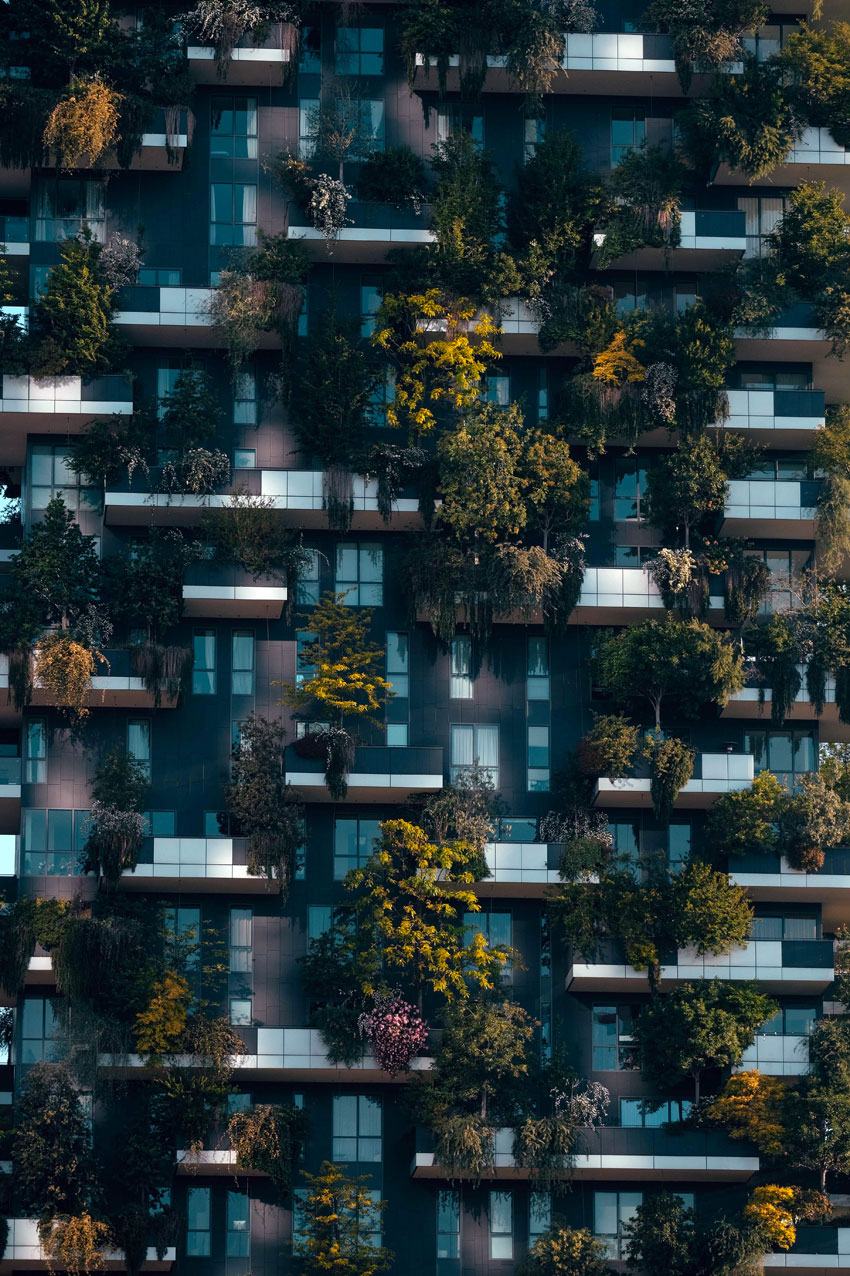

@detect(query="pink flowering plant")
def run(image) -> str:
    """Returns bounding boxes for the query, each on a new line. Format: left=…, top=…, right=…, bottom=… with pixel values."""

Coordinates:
left=359, top=991, right=428, bottom=1076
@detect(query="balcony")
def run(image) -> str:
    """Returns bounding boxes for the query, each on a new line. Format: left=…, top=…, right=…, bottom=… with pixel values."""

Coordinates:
left=113, top=286, right=266, bottom=348
left=721, top=388, right=825, bottom=445
left=120, top=836, right=276, bottom=894
left=566, top=935, right=835, bottom=993
left=182, top=564, right=286, bottom=620
left=476, top=841, right=562, bottom=897
left=723, top=668, right=850, bottom=742
left=410, top=1125, right=758, bottom=1182
left=414, top=32, right=682, bottom=95
left=735, top=1031, right=809, bottom=1077
left=0, top=650, right=179, bottom=720
left=99, top=1027, right=434, bottom=1082
left=730, top=848, right=850, bottom=930
left=102, top=109, right=192, bottom=171
left=0, top=757, right=20, bottom=834
left=0, top=374, right=133, bottom=463
left=594, top=209, right=746, bottom=271
left=716, top=127, right=850, bottom=191
left=1, top=1219, right=175, bottom=1270
left=0, top=215, right=29, bottom=256
left=284, top=744, right=444, bottom=803
left=0, top=954, right=55, bottom=1006
left=593, top=752, right=754, bottom=810
left=187, top=25, right=291, bottom=83
left=734, top=305, right=835, bottom=391
left=288, top=201, right=435, bottom=263
left=105, top=470, right=424, bottom=531
left=573, top=566, right=724, bottom=625
left=763, top=1227, right=850, bottom=1273
left=721, top=479, right=820, bottom=539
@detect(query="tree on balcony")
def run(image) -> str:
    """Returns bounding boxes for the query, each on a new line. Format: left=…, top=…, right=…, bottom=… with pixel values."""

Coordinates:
left=80, top=747, right=149, bottom=886
left=358, top=146, right=427, bottom=211
left=42, top=76, right=121, bottom=167
left=13, top=1061, right=99, bottom=1217
left=623, top=1191, right=765, bottom=1276
left=599, top=143, right=686, bottom=265
left=519, top=1227, right=610, bottom=1276
left=31, top=233, right=123, bottom=378
left=179, top=0, right=299, bottom=78
left=781, top=22, right=850, bottom=148
left=679, top=56, right=800, bottom=180
left=594, top=615, right=745, bottom=731
left=226, top=1101, right=308, bottom=1200
left=279, top=592, right=392, bottom=798
left=225, top=713, right=305, bottom=892
left=634, top=979, right=778, bottom=1101
left=207, top=231, right=308, bottom=369
left=294, top=1161, right=392, bottom=1276
left=641, top=0, right=768, bottom=89
left=69, top=410, right=155, bottom=488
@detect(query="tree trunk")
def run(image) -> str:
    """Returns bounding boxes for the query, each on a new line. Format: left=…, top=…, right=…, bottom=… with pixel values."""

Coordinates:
left=652, top=697, right=662, bottom=732
left=692, top=1069, right=701, bottom=1104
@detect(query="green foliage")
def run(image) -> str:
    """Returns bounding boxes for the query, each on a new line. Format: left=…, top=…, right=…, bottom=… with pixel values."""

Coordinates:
left=436, top=403, right=527, bottom=546
left=679, top=56, right=799, bottom=179
left=706, top=770, right=784, bottom=859
left=634, top=979, right=778, bottom=1101
left=291, top=313, right=382, bottom=471
left=814, top=406, right=850, bottom=572
left=645, top=435, right=729, bottom=549
left=594, top=615, right=745, bottom=730
left=32, top=233, right=120, bottom=377
left=227, top=1102, right=308, bottom=1199
left=225, top=714, right=305, bottom=891
left=576, top=713, right=639, bottom=779
left=159, top=370, right=221, bottom=451
left=68, top=411, right=154, bottom=487
left=14, top=1061, right=99, bottom=1216
left=101, top=532, right=191, bottom=642
left=202, top=487, right=310, bottom=584
left=777, top=771, right=850, bottom=872
left=429, top=133, right=504, bottom=295
left=623, top=1191, right=762, bottom=1276
left=520, top=1226, right=611, bottom=1276
left=11, top=495, right=100, bottom=633
left=81, top=749, right=149, bottom=884
left=300, top=919, right=376, bottom=1066
left=781, top=22, right=850, bottom=148
left=294, top=1161, right=392, bottom=1276
left=347, top=818, right=512, bottom=1001
left=208, top=232, right=309, bottom=368
left=358, top=146, right=427, bottom=209
left=644, top=731, right=696, bottom=824
left=641, top=0, right=768, bottom=89
left=600, top=143, right=685, bottom=263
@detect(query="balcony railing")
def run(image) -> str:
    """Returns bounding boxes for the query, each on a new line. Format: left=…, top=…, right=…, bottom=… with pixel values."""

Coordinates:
left=285, top=744, right=444, bottom=801
left=594, top=751, right=754, bottom=809
left=724, top=388, right=825, bottom=433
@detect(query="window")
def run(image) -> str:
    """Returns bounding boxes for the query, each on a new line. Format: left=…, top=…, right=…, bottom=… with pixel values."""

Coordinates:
left=614, top=457, right=648, bottom=520
left=744, top=730, right=815, bottom=787
left=484, top=375, right=510, bottom=406
left=668, top=824, right=691, bottom=871
left=193, top=631, right=216, bottom=694
left=528, top=726, right=550, bottom=792
left=35, top=178, right=105, bottom=242
left=386, top=632, right=409, bottom=748
left=334, top=818, right=381, bottom=880
left=361, top=282, right=382, bottom=337
left=165, top=907, right=200, bottom=970
left=22, top=808, right=89, bottom=876
left=589, top=472, right=600, bottom=521
left=489, top=1192, right=513, bottom=1260
left=367, top=370, right=395, bottom=426
left=348, top=98, right=385, bottom=158
left=527, top=638, right=550, bottom=700
left=308, top=906, right=332, bottom=941
left=232, top=632, right=254, bottom=696
left=226, top=1190, right=250, bottom=1256
left=437, top=1190, right=460, bottom=1262
left=759, top=1005, right=817, bottom=1035
left=299, top=25, right=321, bottom=72
left=230, top=997, right=252, bottom=1026
left=234, top=448, right=255, bottom=469
left=229, top=907, right=253, bottom=973
left=730, top=364, right=810, bottom=391
left=751, top=914, right=818, bottom=941
left=210, top=182, right=257, bottom=247
left=437, top=106, right=483, bottom=143
left=211, top=96, right=258, bottom=158
left=524, top=117, right=545, bottom=161
left=186, top=1187, right=211, bottom=1257
left=621, top=1098, right=692, bottom=1127
left=529, top=1192, right=550, bottom=1243
left=592, top=1005, right=638, bottom=1070
left=594, top=1191, right=642, bottom=1260
left=332, top=1094, right=381, bottom=1162
left=138, top=267, right=182, bottom=286
left=611, top=107, right=645, bottom=166
left=336, top=26, right=383, bottom=75
left=299, top=97, right=320, bottom=159
left=335, top=543, right=383, bottom=605
left=20, top=998, right=58, bottom=1064
left=28, top=445, right=99, bottom=514
left=451, top=724, right=499, bottom=787
left=297, top=550, right=320, bottom=605
left=128, top=719, right=151, bottom=778
left=234, top=368, right=257, bottom=425
left=156, top=359, right=204, bottom=419
left=143, top=811, right=175, bottom=837
left=295, top=632, right=316, bottom=686
left=536, top=367, right=549, bottom=421
left=738, top=194, right=785, bottom=259
left=25, top=719, right=46, bottom=783
left=464, top=912, right=511, bottom=981
left=496, top=817, right=538, bottom=842
left=450, top=636, right=473, bottom=699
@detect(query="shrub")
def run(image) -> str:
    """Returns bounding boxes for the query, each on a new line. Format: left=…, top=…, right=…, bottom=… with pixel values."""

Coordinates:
left=358, top=146, right=427, bottom=209
left=160, top=446, right=230, bottom=495
left=644, top=731, right=696, bottom=824
left=32, top=234, right=118, bottom=377
left=35, top=633, right=102, bottom=720
left=130, top=643, right=193, bottom=707
left=69, top=412, right=153, bottom=487
left=576, top=713, right=638, bottom=778
left=225, top=714, right=305, bottom=892
left=227, top=1102, right=307, bottom=1198
left=519, top=1227, right=610, bottom=1276
left=358, top=991, right=428, bottom=1075
left=43, top=77, right=121, bottom=167
left=80, top=749, right=149, bottom=885
left=642, top=0, right=768, bottom=90
left=40, top=1213, right=111, bottom=1276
